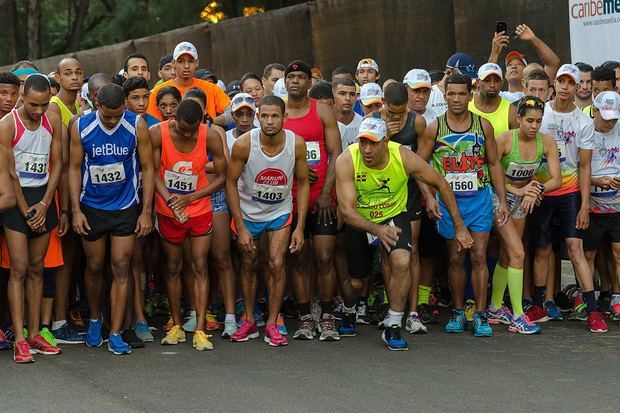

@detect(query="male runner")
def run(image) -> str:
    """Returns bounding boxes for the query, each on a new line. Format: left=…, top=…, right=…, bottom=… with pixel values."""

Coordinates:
left=360, top=83, right=384, bottom=115
left=0, top=72, right=20, bottom=119
left=0, top=74, right=62, bottom=362
left=153, top=99, right=226, bottom=351
left=403, top=69, right=438, bottom=124
left=336, top=117, right=472, bottom=350
left=69, top=84, right=155, bottom=354
left=582, top=65, right=616, bottom=118
left=418, top=74, right=509, bottom=337
left=123, top=53, right=151, bottom=81
left=123, top=76, right=160, bottom=126
left=333, top=78, right=363, bottom=148
left=283, top=60, right=342, bottom=341
left=241, top=72, right=265, bottom=106
left=427, top=52, right=478, bottom=116
left=226, top=95, right=310, bottom=347
left=226, top=93, right=256, bottom=150
left=262, top=63, right=286, bottom=97
left=49, top=57, right=84, bottom=125
left=575, top=62, right=594, bottom=109
left=356, top=58, right=380, bottom=86
left=157, top=54, right=175, bottom=85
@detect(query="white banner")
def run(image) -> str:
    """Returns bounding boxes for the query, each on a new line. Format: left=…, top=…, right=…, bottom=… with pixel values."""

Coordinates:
left=569, top=0, right=620, bottom=65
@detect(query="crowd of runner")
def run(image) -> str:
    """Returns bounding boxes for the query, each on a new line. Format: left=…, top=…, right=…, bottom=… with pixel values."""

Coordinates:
left=1, top=23, right=620, bottom=363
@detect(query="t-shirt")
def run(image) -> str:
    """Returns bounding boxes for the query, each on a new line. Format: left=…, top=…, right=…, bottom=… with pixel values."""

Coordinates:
left=426, top=85, right=447, bottom=116
left=534, top=102, right=594, bottom=196
left=147, top=78, right=231, bottom=121
left=338, top=112, right=363, bottom=148
left=499, top=90, right=524, bottom=103
left=420, top=106, right=438, bottom=125
left=590, top=122, right=620, bottom=213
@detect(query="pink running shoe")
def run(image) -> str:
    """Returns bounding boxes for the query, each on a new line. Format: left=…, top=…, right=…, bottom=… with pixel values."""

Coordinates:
left=264, top=324, right=288, bottom=347
left=230, top=320, right=259, bottom=342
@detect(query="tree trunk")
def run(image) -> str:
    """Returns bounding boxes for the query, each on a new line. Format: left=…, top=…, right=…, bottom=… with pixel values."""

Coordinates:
left=3, top=0, right=19, bottom=62
left=67, top=0, right=90, bottom=52
left=27, top=0, right=41, bottom=59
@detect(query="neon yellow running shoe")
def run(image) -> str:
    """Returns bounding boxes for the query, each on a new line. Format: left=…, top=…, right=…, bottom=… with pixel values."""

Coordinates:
left=193, top=331, right=213, bottom=351
left=161, top=325, right=186, bottom=345
left=464, top=299, right=476, bottom=322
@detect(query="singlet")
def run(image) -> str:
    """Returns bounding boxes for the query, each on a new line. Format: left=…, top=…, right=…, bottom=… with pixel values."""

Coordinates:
left=11, top=109, right=53, bottom=188
left=350, top=141, right=408, bottom=223
left=501, top=130, right=544, bottom=182
left=238, top=128, right=296, bottom=222
left=433, top=112, right=489, bottom=196
left=284, top=99, right=328, bottom=209
left=155, top=121, right=211, bottom=218
left=468, top=96, right=511, bottom=136
left=590, top=122, right=620, bottom=213
left=226, top=128, right=240, bottom=153
left=50, top=95, right=80, bottom=127
left=78, top=110, right=141, bottom=211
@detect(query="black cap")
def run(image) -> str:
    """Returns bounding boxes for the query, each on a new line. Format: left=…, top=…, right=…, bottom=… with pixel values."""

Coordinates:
left=285, top=60, right=312, bottom=79
left=159, top=54, right=173, bottom=70
left=226, top=80, right=241, bottom=98
left=195, top=68, right=218, bottom=82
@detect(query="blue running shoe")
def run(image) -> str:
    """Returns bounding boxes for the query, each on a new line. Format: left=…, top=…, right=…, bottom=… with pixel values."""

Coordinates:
left=0, top=329, right=9, bottom=350
left=338, top=312, right=358, bottom=337
left=86, top=318, right=103, bottom=347
left=472, top=312, right=493, bottom=337
left=487, top=306, right=514, bottom=325
left=107, top=333, right=131, bottom=355
left=382, top=325, right=408, bottom=351
left=134, top=321, right=154, bottom=343
left=509, top=315, right=542, bottom=335
left=53, top=323, right=85, bottom=344
left=544, top=301, right=563, bottom=321
left=444, top=309, right=467, bottom=333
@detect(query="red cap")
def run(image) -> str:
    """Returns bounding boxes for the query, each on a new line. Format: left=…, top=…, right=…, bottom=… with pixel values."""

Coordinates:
left=505, top=51, right=527, bottom=66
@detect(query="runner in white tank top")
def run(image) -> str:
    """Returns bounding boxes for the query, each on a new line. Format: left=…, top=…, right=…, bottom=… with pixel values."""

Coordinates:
left=11, top=108, right=54, bottom=187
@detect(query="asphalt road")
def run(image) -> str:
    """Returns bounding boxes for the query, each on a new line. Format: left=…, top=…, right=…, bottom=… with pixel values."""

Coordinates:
left=2, top=314, right=620, bottom=413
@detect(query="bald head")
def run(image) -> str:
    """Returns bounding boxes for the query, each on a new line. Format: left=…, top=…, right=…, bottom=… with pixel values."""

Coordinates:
left=87, top=73, right=113, bottom=106
left=523, top=63, right=543, bottom=80
left=55, top=57, right=84, bottom=93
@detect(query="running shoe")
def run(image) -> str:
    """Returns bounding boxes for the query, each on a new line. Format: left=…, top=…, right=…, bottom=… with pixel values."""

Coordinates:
left=377, top=312, right=389, bottom=330
left=405, top=312, right=428, bottom=334
left=318, top=313, right=340, bottom=341
left=29, top=334, right=61, bottom=355
left=164, top=316, right=175, bottom=332
left=276, top=313, right=287, bottom=336
left=134, top=321, right=154, bottom=343
left=182, top=314, right=196, bottom=332
left=39, top=327, right=58, bottom=347
left=522, top=298, right=534, bottom=312
left=338, top=312, right=358, bottom=337
left=553, top=292, right=572, bottom=312
left=437, top=288, right=452, bottom=308
left=525, top=305, right=549, bottom=323
left=282, top=297, right=297, bottom=318
left=86, top=318, right=104, bottom=348
left=13, top=340, right=34, bottom=363
left=333, top=296, right=344, bottom=320
left=610, top=302, right=620, bottom=321
left=52, top=323, right=85, bottom=344
left=68, top=307, right=87, bottom=329
left=160, top=325, right=186, bottom=345
left=418, top=303, right=438, bottom=324
left=568, top=303, right=588, bottom=321
left=464, top=299, right=476, bottom=322
left=293, top=314, right=315, bottom=340
left=472, top=312, right=493, bottom=337
left=0, top=329, right=9, bottom=350
left=221, top=320, right=237, bottom=339
left=264, top=324, right=288, bottom=347
left=4, top=327, right=15, bottom=343
left=382, top=325, right=408, bottom=351
left=509, top=315, right=542, bottom=335
left=356, top=301, right=370, bottom=325
left=544, top=301, right=564, bottom=321
left=205, top=312, right=220, bottom=331
left=230, top=320, right=259, bottom=342
left=487, top=306, right=514, bottom=325
left=587, top=311, right=608, bottom=333
left=121, top=329, right=144, bottom=349
left=108, top=333, right=131, bottom=355
left=193, top=331, right=214, bottom=351
left=444, top=309, right=467, bottom=333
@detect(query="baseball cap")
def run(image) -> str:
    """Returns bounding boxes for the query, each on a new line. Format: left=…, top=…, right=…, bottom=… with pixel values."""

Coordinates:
left=403, top=69, right=432, bottom=89
left=360, top=82, right=383, bottom=106
left=556, top=63, right=581, bottom=83
left=593, top=91, right=620, bottom=120
left=477, top=63, right=503, bottom=80
left=273, top=78, right=288, bottom=99
left=231, top=92, right=257, bottom=113
left=505, top=51, right=527, bottom=66
left=173, top=41, right=198, bottom=60
left=357, top=117, right=387, bottom=142
left=446, top=53, right=477, bottom=79
left=226, top=80, right=241, bottom=98
left=357, top=58, right=379, bottom=73
left=159, top=54, right=173, bottom=70
left=195, top=68, right=217, bottom=82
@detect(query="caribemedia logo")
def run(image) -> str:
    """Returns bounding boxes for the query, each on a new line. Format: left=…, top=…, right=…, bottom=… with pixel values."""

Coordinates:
left=571, top=0, right=620, bottom=19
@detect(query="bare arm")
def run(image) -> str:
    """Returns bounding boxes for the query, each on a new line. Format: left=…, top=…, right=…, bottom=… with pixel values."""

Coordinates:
left=225, top=135, right=250, bottom=232
left=0, top=117, right=28, bottom=216
left=42, top=112, right=63, bottom=206
left=516, top=24, right=561, bottom=80
left=0, top=144, right=16, bottom=212
left=206, top=124, right=229, bottom=174
left=508, top=105, right=518, bottom=129
left=541, top=134, right=561, bottom=193
left=488, top=31, right=510, bottom=64
left=482, top=119, right=509, bottom=225
left=293, top=136, right=310, bottom=227
left=150, top=125, right=168, bottom=201
left=577, top=148, right=592, bottom=229
left=318, top=101, right=342, bottom=199
left=136, top=119, right=154, bottom=215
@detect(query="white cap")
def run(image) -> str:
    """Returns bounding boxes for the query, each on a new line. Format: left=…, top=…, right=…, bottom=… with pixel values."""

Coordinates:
left=357, top=58, right=379, bottom=73
left=593, top=91, right=620, bottom=120
left=231, top=92, right=257, bottom=113
left=357, top=117, right=387, bottom=142
left=173, top=41, right=199, bottom=60
left=403, top=69, right=432, bottom=89
left=556, top=63, right=580, bottom=83
left=477, top=63, right=503, bottom=80
left=360, top=82, right=383, bottom=106
left=273, top=78, right=288, bottom=99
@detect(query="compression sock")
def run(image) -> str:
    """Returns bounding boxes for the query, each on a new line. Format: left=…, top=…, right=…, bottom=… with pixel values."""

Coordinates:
left=418, top=285, right=432, bottom=306
left=533, top=285, right=546, bottom=307
left=490, top=264, right=508, bottom=311
left=506, top=266, right=524, bottom=318
left=296, top=302, right=311, bottom=317
left=582, top=290, right=597, bottom=313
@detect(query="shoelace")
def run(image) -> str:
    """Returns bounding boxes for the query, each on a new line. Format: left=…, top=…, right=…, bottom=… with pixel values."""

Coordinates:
left=300, top=317, right=314, bottom=330
left=322, top=316, right=336, bottom=331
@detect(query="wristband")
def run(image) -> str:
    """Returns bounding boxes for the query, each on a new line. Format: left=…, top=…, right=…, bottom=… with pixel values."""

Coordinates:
left=38, top=200, right=47, bottom=208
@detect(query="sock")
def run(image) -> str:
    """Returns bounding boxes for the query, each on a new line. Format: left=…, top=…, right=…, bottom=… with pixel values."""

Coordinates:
left=225, top=314, right=235, bottom=323
left=506, top=266, right=524, bottom=318
left=319, top=300, right=332, bottom=316
left=582, top=290, right=597, bottom=313
left=490, top=264, right=508, bottom=310
left=533, top=286, right=546, bottom=307
left=297, top=302, right=311, bottom=317
left=387, top=309, right=404, bottom=327
left=52, top=320, right=67, bottom=330
left=343, top=304, right=356, bottom=314
left=418, top=285, right=432, bottom=306
left=600, top=290, right=611, bottom=299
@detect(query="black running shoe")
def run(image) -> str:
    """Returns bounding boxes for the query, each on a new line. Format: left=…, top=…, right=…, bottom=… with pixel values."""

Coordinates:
left=121, top=329, right=145, bottom=349
left=418, top=303, right=439, bottom=324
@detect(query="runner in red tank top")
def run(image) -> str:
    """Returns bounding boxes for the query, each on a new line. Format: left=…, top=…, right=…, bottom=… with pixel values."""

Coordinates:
left=283, top=60, right=343, bottom=341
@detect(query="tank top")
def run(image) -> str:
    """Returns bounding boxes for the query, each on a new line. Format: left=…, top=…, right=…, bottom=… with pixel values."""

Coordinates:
left=433, top=112, right=489, bottom=196
left=50, top=95, right=80, bottom=127
left=155, top=121, right=211, bottom=218
left=78, top=110, right=140, bottom=210
left=283, top=99, right=328, bottom=209
left=11, top=109, right=54, bottom=188
left=226, top=128, right=240, bottom=153
left=239, top=128, right=295, bottom=221
left=501, top=130, right=544, bottom=181
left=350, top=141, right=408, bottom=223
left=468, top=96, right=511, bottom=136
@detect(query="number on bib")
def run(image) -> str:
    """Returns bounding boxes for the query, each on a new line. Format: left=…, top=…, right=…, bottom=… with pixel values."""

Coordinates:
left=251, top=183, right=286, bottom=204
left=18, top=152, right=48, bottom=179
left=164, top=170, right=198, bottom=194
left=89, top=163, right=126, bottom=185
left=306, top=141, right=321, bottom=166
left=505, top=162, right=539, bottom=181
left=445, top=172, right=477, bottom=195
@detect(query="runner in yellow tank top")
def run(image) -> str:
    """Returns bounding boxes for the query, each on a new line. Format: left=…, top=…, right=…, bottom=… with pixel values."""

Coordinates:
left=49, top=57, right=84, bottom=127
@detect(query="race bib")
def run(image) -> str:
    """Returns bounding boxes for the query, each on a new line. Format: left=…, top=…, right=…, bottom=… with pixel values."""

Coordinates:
left=505, top=162, right=539, bottom=181
left=89, top=162, right=126, bottom=185
left=591, top=183, right=618, bottom=198
left=445, top=172, right=477, bottom=195
left=306, top=141, right=320, bottom=166
left=18, top=152, right=48, bottom=179
left=556, top=140, right=567, bottom=162
left=251, top=183, right=287, bottom=204
left=164, top=170, right=198, bottom=194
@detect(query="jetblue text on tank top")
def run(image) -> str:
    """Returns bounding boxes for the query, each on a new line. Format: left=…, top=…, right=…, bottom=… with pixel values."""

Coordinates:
left=78, top=110, right=140, bottom=210
left=11, top=109, right=54, bottom=188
